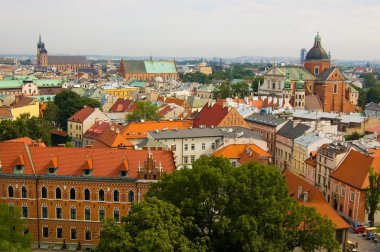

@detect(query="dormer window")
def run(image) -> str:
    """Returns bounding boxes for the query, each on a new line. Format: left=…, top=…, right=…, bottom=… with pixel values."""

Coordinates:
left=83, top=158, right=93, bottom=176
left=48, top=168, right=56, bottom=174
left=120, top=159, right=129, bottom=178
left=47, top=157, right=58, bottom=175
left=83, top=169, right=92, bottom=176
left=314, top=66, right=319, bottom=75
left=120, top=171, right=127, bottom=177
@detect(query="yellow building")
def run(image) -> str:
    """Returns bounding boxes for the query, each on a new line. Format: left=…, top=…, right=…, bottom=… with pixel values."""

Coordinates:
left=199, top=66, right=213, bottom=75
left=103, top=86, right=139, bottom=99
left=11, top=97, right=40, bottom=119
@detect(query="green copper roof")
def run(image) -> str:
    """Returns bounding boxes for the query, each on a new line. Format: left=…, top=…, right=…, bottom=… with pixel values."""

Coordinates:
left=71, top=87, right=86, bottom=96
left=33, top=95, right=55, bottom=102
left=0, top=80, right=23, bottom=89
left=13, top=75, right=38, bottom=81
left=296, top=73, right=304, bottom=90
left=130, top=81, right=147, bottom=88
left=286, top=67, right=316, bottom=81
left=33, top=79, right=63, bottom=87
left=284, top=72, right=291, bottom=90
left=144, top=60, right=177, bottom=74
left=231, top=79, right=244, bottom=84
left=315, top=32, right=321, bottom=42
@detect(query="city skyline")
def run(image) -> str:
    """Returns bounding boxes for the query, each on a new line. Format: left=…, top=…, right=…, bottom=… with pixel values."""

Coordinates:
left=0, top=0, right=379, bottom=60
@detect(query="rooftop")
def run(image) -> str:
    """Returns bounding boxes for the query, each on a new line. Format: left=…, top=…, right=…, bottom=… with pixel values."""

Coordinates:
left=245, top=114, right=287, bottom=127
left=68, top=107, right=95, bottom=122
left=277, top=121, right=311, bottom=139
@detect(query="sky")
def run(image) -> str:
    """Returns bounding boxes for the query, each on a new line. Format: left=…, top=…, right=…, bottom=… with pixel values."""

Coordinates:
left=0, top=0, right=379, bottom=60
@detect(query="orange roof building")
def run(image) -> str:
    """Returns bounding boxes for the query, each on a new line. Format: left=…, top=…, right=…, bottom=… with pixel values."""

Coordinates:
left=212, top=144, right=271, bottom=167
left=330, top=149, right=380, bottom=224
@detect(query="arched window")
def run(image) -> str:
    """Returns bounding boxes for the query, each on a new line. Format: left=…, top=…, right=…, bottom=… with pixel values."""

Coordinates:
left=99, top=189, right=105, bottom=202
left=70, top=188, right=76, bottom=200
left=128, top=191, right=134, bottom=203
left=21, top=186, right=27, bottom=198
left=114, top=190, right=119, bottom=202
left=8, top=186, right=14, bottom=198
left=84, top=189, right=90, bottom=201
left=41, top=187, right=47, bottom=199
left=56, top=188, right=61, bottom=199
left=333, top=83, right=338, bottom=94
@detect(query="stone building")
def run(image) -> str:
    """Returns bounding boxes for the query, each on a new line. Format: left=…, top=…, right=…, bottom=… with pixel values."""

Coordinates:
left=119, top=59, right=178, bottom=81
left=0, top=142, right=175, bottom=250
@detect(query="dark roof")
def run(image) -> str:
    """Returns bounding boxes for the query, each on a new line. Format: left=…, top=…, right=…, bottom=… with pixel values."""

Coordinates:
left=245, top=114, right=287, bottom=127
left=305, top=46, right=329, bottom=60
left=305, top=95, right=323, bottom=111
left=316, top=68, right=336, bottom=81
left=366, top=102, right=380, bottom=111
left=123, top=60, right=147, bottom=73
left=48, top=56, right=88, bottom=65
left=277, top=121, right=310, bottom=139
left=78, top=68, right=99, bottom=75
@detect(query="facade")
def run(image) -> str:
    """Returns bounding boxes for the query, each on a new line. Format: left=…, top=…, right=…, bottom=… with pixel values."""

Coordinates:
left=315, top=143, right=348, bottom=202
left=293, top=134, right=333, bottom=178
left=365, top=103, right=380, bottom=118
left=148, top=127, right=266, bottom=169
left=37, top=36, right=90, bottom=71
left=103, top=86, right=139, bottom=99
left=67, top=108, right=109, bottom=147
left=119, top=60, right=178, bottom=81
left=275, top=121, right=311, bottom=170
left=330, top=149, right=380, bottom=224
left=245, top=114, right=288, bottom=156
left=0, top=142, right=175, bottom=250
left=258, top=33, right=358, bottom=113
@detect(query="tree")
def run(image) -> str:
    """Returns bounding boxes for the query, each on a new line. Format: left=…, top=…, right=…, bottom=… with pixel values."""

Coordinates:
left=213, top=83, right=231, bottom=99
left=0, top=203, right=33, bottom=252
left=126, top=101, right=161, bottom=123
left=366, top=87, right=380, bottom=104
left=344, top=131, right=363, bottom=141
left=96, top=197, right=200, bottom=252
left=231, top=81, right=249, bottom=98
left=366, top=167, right=380, bottom=227
left=252, top=75, right=264, bottom=93
left=148, top=156, right=339, bottom=252
left=360, top=73, right=378, bottom=88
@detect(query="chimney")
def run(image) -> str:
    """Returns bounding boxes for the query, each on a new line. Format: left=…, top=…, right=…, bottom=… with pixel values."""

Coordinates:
left=303, top=191, right=309, bottom=202
left=115, top=128, right=120, bottom=134
left=58, top=144, right=65, bottom=147
left=297, top=186, right=302, bottom=199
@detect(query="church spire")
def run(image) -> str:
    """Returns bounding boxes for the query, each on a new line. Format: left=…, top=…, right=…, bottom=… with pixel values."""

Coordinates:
left=314, top=32, right=321, bottom=47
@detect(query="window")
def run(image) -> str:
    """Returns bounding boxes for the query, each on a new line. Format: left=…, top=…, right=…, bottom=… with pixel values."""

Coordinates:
left=70, top=208, right=77, bottom=220
left=113, top=209, right=120, bottom=222
left=43, top=227, right=49, bottom=238
left=341, top=187, right=346, bottom=197
left=211, top=143, right=216, bottom=149
left=202, top=143, right=205, bottom=150
left=21, top=186, right=27, bottom=198
left=128, top=191, right=134, bottom=203
left=55, top=188, right=61, bottom=199
left=8, top=186, right=14, bottom=198
left=184, top=156, right=188, bottom=164
left=57, top=228, right=63, bottom=239
left=42, top=206, right=48, bottom=218
left=184, top=144, right=188, bottom=151
left=41, top=187, right=47, bottom=199
left=85, top=208, right=91, bottom=221
left=171, top=145, right=176, bottom=151
left=99, top=189, right=105, bottom=201
left=70, top=188, right=76, bottom=200
left=232, top=161, right=237, bottom=168
left=99, top=209, right=105, bottom=221
left=314, top=66, right=319, bottom=75
left=22, top=206, right=28, bottom=218
left=84, top=189, right=90, bottom=201
left=335, top=184, right=339, bottom=193
left=111, top=190, right=119, bottom=202
left=191, top=144, right=195, bottom=150
left=71, top=228, right=77, bottom=240
left=190, top=156, right=195, bottom=163
left=333, top=83, right=338, bottom=94
left=85, top=229, right=91, bottom=241
left=56, top=207, right=62, bottom=219
left=350, top=192, right=355, bottom=202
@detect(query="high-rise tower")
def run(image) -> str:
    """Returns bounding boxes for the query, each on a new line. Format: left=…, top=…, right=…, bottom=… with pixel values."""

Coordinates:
left=37, top=35, right=48, bottom=66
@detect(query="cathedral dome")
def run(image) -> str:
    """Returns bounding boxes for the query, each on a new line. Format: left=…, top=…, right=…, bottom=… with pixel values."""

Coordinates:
left=305, top=33, right=329, bottom=60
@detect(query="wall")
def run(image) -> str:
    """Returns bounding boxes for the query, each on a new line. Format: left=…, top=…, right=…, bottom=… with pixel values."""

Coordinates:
left=11, top=101, right=40, bottom=119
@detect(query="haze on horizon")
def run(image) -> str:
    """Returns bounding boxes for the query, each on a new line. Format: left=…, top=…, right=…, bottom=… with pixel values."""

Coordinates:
left=1, top=0, right=379, bottom=60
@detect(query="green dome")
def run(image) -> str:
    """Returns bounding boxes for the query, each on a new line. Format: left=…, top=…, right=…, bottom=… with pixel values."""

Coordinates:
left=296, top=73, right=304, bottom=90
left=284, top=72, right=291, bottom=90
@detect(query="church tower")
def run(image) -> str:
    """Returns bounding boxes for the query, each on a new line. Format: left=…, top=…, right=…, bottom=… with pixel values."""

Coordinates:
left=304, top=32, right=331, bottom=76
left=282, top=71, right=293, bottom=110
left=294, top=73, right=305, bottom=109
left=37, top=35, right=48, bottom=66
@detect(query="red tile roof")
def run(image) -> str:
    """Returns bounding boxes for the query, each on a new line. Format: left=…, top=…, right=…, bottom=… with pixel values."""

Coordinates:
left=68, top=107, right=95, bottom=122
left=109, top=98, right=137, bottom=113
left=11, top=97, right=36, bottom=108
left=193, top=102, right=229, bottom=128
left=284, top=169, right=350, bottom=230
left=0, top=107, right=12, bottom=119
left=92, top=128, right=132, bottom=148
left=213, top=144, right=270, bottom=159
left=5, top=137, right=46, bottom=147
left=83, top=121, right=111, bottom=140
left=330, top=149, right=380, bottom=190
left=0, top=142, right=175, bottom=179
left=366, top=125, right=380, bottom=133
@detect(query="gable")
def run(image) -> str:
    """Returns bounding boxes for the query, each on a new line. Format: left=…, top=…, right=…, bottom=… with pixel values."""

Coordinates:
left=325, top=68, right=345, bottom=81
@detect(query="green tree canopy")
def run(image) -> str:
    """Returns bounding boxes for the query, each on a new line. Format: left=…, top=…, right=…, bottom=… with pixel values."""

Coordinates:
left=366, top=87, right=380, bottom=104
left=360, top=73, right=379, bottom=88
left=126, top=101, right=161, bottom=123
left=0, top=203, right=33, bottom=252
left=366, top=167, right=380, bottom=227
left=252, top=75, right=264, bottom=93
left=147, top=156, right=339, bottom=252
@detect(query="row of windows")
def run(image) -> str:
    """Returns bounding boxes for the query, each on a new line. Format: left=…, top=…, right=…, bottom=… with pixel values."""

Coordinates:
left=7, top=186, right=135, bottom=203
left=42, top=227, right=93, bottom=241
left=183, top=156, right=196, bottom=164
left=335, top=184, right=355, bottom=202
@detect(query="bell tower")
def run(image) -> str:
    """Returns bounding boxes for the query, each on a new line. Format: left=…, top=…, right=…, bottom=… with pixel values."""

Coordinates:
left=282, top=71, right=293, bottom=110
left=294, top=73, right=305, bottom=109
left=37, top=35, right=48, bottom=67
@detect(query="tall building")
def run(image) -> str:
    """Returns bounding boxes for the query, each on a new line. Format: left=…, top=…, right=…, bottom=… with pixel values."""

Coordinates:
left=119, top=59, right=178, bottom=81
left=300, top=48, right=307, bottom=65
left=36, top=36, right=91, bottom=72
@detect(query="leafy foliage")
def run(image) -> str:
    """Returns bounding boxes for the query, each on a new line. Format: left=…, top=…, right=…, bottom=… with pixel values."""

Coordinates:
left=344, top=131, right=364, bottom=141
left=360, top=73, right=379, bottom=88
left=126, top=101, right=161, bottom=123
left=0, top=113, right=53, bottom=145
left=366, top=87, right=380, bottom=104
left=0, top=203, right=33, bottom=252
left=366, top=167, right=380, bottom=227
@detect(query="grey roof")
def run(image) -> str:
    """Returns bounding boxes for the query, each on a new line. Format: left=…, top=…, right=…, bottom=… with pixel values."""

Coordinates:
left=136, top=138, right=168, bottom=149
left=149, top=126, right=262, bottom=140
left=306, top=45, right=329, bottom=60
left=365, top=102, right=380, bottom=111
left=316, top=68, right=336, bottom=81
left=245, top=114, right=287, bottom=127
left=277, top=121, right=310, bottom=139
left=305, top=95, right=323, bottom=111
left=123, top=60, right=146, bottom=73
left=48, top=56, right=88, bottom=65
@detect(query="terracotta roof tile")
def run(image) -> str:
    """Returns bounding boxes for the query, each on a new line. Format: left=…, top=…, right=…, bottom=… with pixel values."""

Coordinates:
left=0, top=142, right=35, bottom=175
left=11, top=97, right=36, bottom=108
left=121, top=120, right=193, bottom=139
left=109, top=98, right=137, bottom=113
left=92, top=128, right=132, bottom=148
left=284, top=169, right=350, bottom=230
left=193, top=102, right=229, bottom=128
left=0, top=107, right=12, bottom=119
left=5, top=137, right=46, bottom=147
left=68, top=107, right=95, bottom=122
left=83, top=121, right=111, bottom=140
left=213, top=144, right=271, bottom=165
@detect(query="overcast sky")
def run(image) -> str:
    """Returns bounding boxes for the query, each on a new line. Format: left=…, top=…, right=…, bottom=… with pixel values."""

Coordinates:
left=1, top=0, right=379, bottom=60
